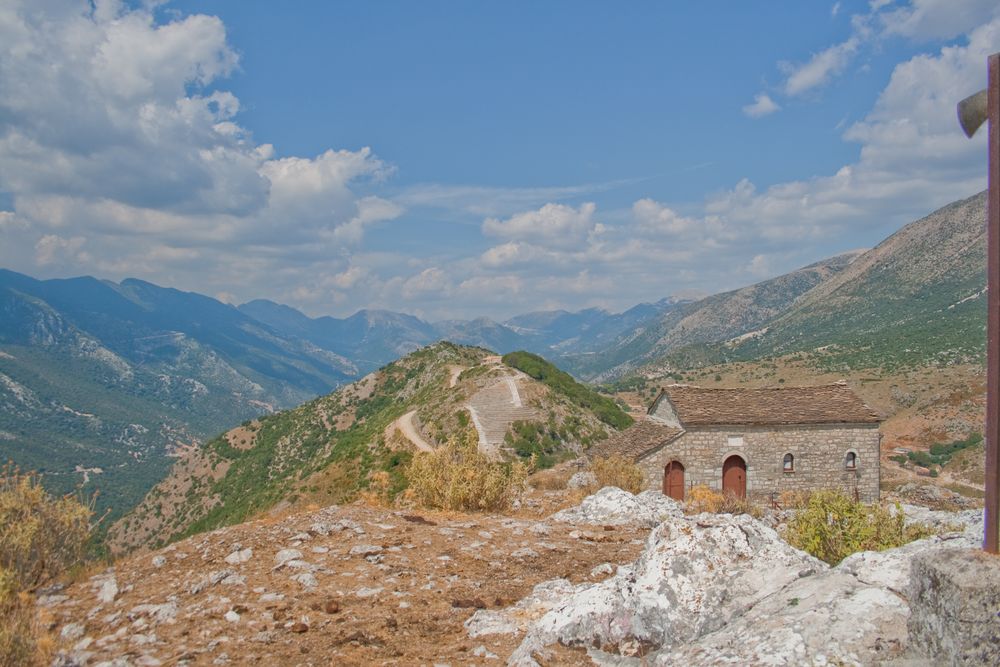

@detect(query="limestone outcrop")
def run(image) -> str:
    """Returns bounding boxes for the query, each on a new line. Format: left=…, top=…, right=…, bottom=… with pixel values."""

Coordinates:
left=470, top=492, right=985, bottom=666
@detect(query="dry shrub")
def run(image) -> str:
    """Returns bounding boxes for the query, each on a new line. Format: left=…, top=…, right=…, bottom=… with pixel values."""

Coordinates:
left=684, top=485, right=762, bottom=518
left=1, top=464, right=92, bottom=666
left=778, top=489, right=813, bottom=510
left=783, top=489, right=935, bottom=565
left=529, top=467, right=574, bottom=491
left=359, top=471, right=393, bottom=507
left=590, top=455, right=644, bottom=494
left=405, top=429, right=528, bottom=512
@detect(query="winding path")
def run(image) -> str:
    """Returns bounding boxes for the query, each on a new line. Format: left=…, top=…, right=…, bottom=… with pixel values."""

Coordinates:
left=386, top=410, right=435, bottom=453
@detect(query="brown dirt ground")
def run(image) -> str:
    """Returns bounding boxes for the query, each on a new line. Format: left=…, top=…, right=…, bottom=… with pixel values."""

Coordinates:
left=47, top=489, right=646, bottom=666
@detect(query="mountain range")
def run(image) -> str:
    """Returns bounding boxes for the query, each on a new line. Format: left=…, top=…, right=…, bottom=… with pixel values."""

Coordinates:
left=0, top=190, right=988, bottom=524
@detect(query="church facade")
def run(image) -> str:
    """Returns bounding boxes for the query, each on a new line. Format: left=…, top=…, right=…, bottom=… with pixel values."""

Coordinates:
left=590, top=383, right=882, bottom=503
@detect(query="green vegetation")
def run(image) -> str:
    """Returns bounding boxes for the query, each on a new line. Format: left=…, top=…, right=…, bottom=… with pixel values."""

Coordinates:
left=782, top=490, right=935, bottom=565
left=891, top=433, right=983, bottom=471
left=502, top=351, right=633, bottom=429
left=1, top=464, right=93, bottom=666
left=505, top=413, right=602, bottom=469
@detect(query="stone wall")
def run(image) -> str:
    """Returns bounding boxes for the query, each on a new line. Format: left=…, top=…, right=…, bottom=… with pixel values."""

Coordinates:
left=637, top=423, right=880, bottom=502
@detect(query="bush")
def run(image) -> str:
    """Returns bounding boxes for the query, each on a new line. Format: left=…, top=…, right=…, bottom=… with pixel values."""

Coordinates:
left=590, top=455, right=644, bottom=494
left=1, top=464, right=93, bottom=666
left=685, top=485, right=762, bottom=518
left=782, top=489, right=934, bottom=565
left=405, top=429, right=528, bottom=512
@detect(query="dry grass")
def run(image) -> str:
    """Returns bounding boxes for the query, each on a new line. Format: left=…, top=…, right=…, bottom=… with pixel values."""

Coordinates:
left=684, top=485, right=763, bottom=518
left=529, top=467, right=575, bottom=491
left=405, top=429, right=529, bottom=512
left=590, top=455, right=644, bottom=494
left=1, top=463, right=92, bottom=666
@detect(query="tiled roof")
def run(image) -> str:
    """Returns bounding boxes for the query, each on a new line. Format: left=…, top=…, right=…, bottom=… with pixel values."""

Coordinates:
left=656, top=383, right=881, bottom=426
left=588, top=420, right=684, bottom=462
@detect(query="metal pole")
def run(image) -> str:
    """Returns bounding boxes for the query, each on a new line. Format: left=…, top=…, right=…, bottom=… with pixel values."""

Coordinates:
left=986, top=52, right=1000, bottom=554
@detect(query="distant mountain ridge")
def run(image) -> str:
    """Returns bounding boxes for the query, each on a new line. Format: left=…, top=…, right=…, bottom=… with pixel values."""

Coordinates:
left=0, top=189, right=988, bottom=525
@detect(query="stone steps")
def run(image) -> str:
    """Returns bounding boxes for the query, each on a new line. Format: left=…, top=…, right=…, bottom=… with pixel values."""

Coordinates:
left=467, top=374, right=538, bottom=457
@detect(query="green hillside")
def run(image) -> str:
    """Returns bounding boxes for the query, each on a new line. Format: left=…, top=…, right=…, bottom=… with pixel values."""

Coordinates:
left=109, top=344, right=623, bottom=552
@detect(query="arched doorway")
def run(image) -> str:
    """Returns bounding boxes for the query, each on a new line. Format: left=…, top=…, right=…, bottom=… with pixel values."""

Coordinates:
left=722, top=455, right=747, bottom=498
left=663, top=461, right=685, bottom=501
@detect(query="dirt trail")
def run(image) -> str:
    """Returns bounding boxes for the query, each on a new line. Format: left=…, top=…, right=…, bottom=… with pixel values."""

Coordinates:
left=447, top=365, right=466, bottom=388
left=385, top=410, right=434, bottom=453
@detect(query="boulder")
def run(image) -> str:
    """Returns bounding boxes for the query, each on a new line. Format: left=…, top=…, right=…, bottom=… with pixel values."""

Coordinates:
left=505, top=511, right=823, bottom=664
left=486, top=489, right=986, bottom=666
left=566, top=471, right=597, bottom=490
left=550, top=487, right=681, bottom=527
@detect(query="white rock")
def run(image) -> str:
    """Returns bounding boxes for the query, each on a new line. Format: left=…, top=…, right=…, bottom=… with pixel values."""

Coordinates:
left=290, top=572, right=318, bottom=588
left=550, top=487, right=682, bottom=527
left=61, top=623, right=85, bottom=640
left=349, top=544, right=383, bottom=557
left=465, top=579, right=577, bottom=638
left=96, top=575, right=119, bottom=604
left=566, top=471, right=597, bottom=490
left=590, top=563, right=614, bottom=577
left=151, top=555, right=166, bottom=568
left=129, top=600, right=178, bottom=624
left=506, top=512, right=822, bottom=664
left=273, top=549, right=303, bottom=566
left=355, top=586, right=383, bottom=598
left=529, top=523, right=550, bottom=536
left=497, top=505, right=986, bottom=667
left=224, top=610, right=240, bottom=623
left=224, top=548, right=252, bottom=565
left=511, top=548, right=538, bottom=559
left=472, top=645, right=499, bottom=659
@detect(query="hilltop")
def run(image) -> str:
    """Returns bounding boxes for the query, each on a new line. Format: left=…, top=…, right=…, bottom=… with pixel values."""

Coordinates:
left=109, top=344, right=630, bottom=553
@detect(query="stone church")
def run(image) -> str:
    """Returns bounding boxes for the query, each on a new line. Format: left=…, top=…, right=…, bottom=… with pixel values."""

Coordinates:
left=590, top=383, right=882, bottom=502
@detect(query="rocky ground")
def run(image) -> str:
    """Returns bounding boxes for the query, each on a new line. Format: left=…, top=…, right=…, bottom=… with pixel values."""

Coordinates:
left=42, top=487, right=984, bottom=666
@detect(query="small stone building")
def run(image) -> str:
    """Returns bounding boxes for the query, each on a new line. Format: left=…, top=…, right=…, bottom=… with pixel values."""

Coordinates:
left=590, top=383, right=881, bottom=502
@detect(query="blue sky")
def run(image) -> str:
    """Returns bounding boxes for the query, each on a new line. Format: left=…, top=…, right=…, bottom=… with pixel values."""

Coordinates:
left=1, top=0, right=998, bottom=319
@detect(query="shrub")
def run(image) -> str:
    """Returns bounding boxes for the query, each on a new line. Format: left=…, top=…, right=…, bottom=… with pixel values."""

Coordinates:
left=590, top=455, right=644, bottom=494
left=359, top=471, right=394, bottom=507
left=1, top=464, right=93, bottom=666
left=782, top=489, right=934, bottom=565
left=405, top=429, right=528, bottom=512
left=685, top=485, right=762, bottom=518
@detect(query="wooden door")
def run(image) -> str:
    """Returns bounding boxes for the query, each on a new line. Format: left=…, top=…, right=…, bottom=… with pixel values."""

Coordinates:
left=663, top=461, right=685, bottom=501
left=722, top=455, right=746, bottom=498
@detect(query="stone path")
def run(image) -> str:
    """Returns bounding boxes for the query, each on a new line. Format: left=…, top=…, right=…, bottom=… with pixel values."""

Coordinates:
left=466, top=371, right=537, bottom=459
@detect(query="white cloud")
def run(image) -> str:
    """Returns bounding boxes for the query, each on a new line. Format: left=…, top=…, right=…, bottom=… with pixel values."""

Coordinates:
left=482, top=202, right=598, bottom=247
left=402, top=267, right=451, bottom=299
left=631, top=199, right=698, bottom=235
left=879, top=0, right=1000, bottom=40
left=831, top=2, right=842, bottom=17
left=34, top=234, right=87, bottom=266
left=777, top=0, right=999, bottom=98
left=783, top=37, right=861, bottom=96
left=0, top=0, right=396, bottom=308
left=480, top=242, right=548, bottom=268
left=742, top=93, right=781, bottom=117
